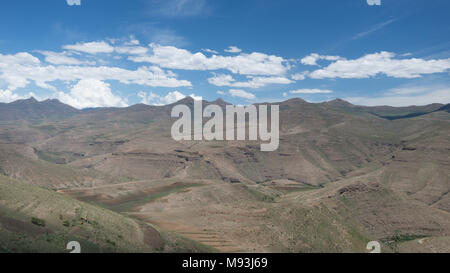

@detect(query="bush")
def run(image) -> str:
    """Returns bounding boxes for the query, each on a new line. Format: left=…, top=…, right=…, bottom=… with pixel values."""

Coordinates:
left=31, top=217, right=46, bottom=227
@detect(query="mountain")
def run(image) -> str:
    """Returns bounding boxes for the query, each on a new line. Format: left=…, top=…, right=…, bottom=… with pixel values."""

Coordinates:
left=0, top=97, right=80, bottom=121
left=0, top=96, right=449, bottom=252
left=436, top=103, right=450, bottom=113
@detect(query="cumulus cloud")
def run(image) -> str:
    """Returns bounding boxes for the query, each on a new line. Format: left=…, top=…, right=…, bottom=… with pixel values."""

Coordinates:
left=63, top=41, right=114, bottom=54
left=0, top=52, right=192, bottom=91
left=66, top=0, right=81, bottom=6
left=0, top=52, right=40, bottom=90
left=301, top=53, right=343, bottom=66
left=224, top=46, right=242, bottom=53
left=37, top=51, right=91, bottom=65
left=0, top=89, right=25, bottom=103
left=138, top=90, right=200, bottom=105
left=291, top=72, right=308, bottom=81
left=57, top=79, right=127, bottom=109
left=345, top=86, right=450, bottom=106
left=208, top=73, right=293, bottom=88
left=308, top=51, right=450, bottom=79
left=129, top=44, right=289, bottom=76
left=289, top=89, right=333, bottom=94
left=228, top=89, right=256, bottom=100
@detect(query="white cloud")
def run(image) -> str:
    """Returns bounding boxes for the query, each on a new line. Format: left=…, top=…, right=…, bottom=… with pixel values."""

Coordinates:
left=189, top=93, right=203, bottom=101
left=66, top=0, right=81, bottom=6
left=138, top=90, right=200, bottom=106
left=202, top=48, right=218, bottom=54
left=0, top=89, right=25, bottom=103
left=129, top=44, right=289, bottom=76
left=124, top=38, right=140, bottom=46
left=345, top=86, right=450, bottom=106
left=0, top=52, right=192, bottom=91
left=291, top=72, right=307, bottom=81
left=224, top=46, right=242, bottom=53
left=301, top=53, right=343, bottom=66
left=0, top=52, right=40, bottom=90
left=63, top=41, right=114, bottom=54
left=282, top=92, right=288, bottom=97
left=228, top=89, right=256, bottom=100
left=208, top=74, right=234, bottom=86
left=115, top=46, right=148, bottom=55
left=57, top=79, right=127, bottom=109
left=208, top=73, right=293, bottom=88
left=216, top=90, right=225, bottom=95
left=290, top=89, right=333, bottom=94
left=37, top=51, right=91, bottom=65
left=308, top=51, right=450, bottom=79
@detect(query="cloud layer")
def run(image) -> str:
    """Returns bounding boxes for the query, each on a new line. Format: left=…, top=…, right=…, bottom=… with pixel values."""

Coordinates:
left=130, top=44, right=289, bottom=76
left=290, top=89, right=333, bottom=94
left=208, top=74, right=293, bottom=88
left=138, top=90, right=200, bottom=105
left=307, top=51, right=450, bottom=79
left=228, top=89, right=256, bottom=100
left=1, top=36, right=450, bottom=107
left=346, top=86, right=450, bottom=106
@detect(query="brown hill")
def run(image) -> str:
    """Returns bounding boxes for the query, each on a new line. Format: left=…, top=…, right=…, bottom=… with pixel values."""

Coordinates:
left=0, top=97, right=449, bottom=252
left=0, top=97, right=79, bottom=121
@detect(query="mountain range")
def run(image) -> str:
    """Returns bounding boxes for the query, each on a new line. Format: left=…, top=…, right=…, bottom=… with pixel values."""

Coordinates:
left=0, top=96, right=449, bottom=253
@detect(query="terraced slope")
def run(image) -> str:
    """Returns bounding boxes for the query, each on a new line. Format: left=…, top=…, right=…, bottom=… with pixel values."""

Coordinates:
left=0, top=174, right=215, bottom=253
left=0, top=97, right=449, bottom=252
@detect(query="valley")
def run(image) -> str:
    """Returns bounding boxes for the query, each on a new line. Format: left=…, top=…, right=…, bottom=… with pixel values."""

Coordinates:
left=0, top=97, right=449, bottom=252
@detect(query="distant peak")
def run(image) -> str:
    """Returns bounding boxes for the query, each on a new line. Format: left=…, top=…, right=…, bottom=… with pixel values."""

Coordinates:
left=10, top=96, right=38, bottom=104
left=211, top=98, right=231, bottom=106
left=179, top=96, right=195, bottom=102
left=282, top=98, right=307, bottom=104
left=326, top=98, right=353, bottom=107
left=170, top=96, right=196, bottom=106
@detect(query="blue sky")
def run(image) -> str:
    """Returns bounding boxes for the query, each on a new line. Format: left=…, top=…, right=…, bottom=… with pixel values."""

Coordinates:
left=0, top=0, right=449, bottom=108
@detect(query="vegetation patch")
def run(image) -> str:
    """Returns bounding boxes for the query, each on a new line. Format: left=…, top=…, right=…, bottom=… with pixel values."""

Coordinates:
left=31, top=217, right=46, bottom=227
left=381, top=234, right=428, bottom=245
left=105, top=183, right=204, bottom=212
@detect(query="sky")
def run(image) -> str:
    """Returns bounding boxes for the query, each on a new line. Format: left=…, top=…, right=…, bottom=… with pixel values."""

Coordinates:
left=0, top=0, right=449, bottom=108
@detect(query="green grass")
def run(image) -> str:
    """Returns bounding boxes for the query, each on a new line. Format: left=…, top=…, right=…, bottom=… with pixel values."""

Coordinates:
left=277, top=183, right=323, bottom=193
left=35, top=150, right=66, bottom=164
left=381, top=234, right=429, bottom=245
left=0, top=174, right=164, bottom=252
left=245, top=187, right=277, bottom=203
left=31, top=217, right=46, bottom=227
left=107, top=183, right=204, bottom=212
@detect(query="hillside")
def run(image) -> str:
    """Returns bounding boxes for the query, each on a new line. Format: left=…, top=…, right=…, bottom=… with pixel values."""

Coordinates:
left=0, top=98, right=80, bottom=122
left=0, top=97, right=449, bottom=252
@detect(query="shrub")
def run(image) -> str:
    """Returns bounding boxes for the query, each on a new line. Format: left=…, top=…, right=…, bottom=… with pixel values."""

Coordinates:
left=31, top=217, right=46, bottom=227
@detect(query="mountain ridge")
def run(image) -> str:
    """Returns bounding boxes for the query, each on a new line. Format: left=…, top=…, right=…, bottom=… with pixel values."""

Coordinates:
left=0, top=96, right=447, bottom=122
